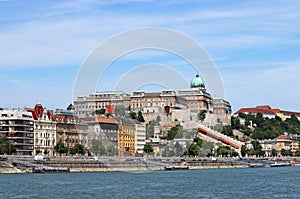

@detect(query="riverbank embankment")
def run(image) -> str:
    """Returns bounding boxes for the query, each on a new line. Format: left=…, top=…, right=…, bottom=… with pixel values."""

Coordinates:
left=1, top=156, right=300, bottom=174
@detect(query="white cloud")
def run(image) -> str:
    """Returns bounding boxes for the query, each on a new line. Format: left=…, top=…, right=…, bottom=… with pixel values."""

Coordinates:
left=1, top=1, right=299, bottom=68
left=1, top=0, right=300, bottom=110
left=224, top=59, right=300, bottom=111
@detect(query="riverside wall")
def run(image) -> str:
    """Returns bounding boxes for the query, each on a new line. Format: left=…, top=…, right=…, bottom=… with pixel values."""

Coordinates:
left=1, top=157, right=300, bottom=174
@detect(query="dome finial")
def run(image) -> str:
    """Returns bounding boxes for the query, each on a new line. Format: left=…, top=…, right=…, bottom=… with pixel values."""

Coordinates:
left=190, top=73, right=205, bottom=88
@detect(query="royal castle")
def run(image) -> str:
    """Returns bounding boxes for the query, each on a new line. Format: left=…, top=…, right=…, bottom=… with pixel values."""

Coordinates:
left=74, top=75, right=232, bottom=129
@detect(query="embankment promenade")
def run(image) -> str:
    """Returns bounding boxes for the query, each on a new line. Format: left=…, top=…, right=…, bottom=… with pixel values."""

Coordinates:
left=1, top=156, right=300, bottom=174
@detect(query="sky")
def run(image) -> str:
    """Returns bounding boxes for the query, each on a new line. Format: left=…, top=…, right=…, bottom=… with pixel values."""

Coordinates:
left=1, top=0, right=300, bottom=112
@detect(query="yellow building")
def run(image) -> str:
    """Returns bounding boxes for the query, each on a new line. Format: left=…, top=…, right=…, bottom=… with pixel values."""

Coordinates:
left=115, top=118, right=136, bottom=157
left=276, top=135, right=299, bottom=155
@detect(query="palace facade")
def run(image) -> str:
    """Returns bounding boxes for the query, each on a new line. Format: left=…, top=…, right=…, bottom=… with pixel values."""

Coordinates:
left=73, top=75, right=232, bottom=128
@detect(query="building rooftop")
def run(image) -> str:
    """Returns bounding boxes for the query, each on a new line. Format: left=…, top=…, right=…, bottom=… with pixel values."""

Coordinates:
left=190, top=74, right=205, bottom=88
left=95, top=116, right=117, bottom=124
left=234, top=105, right=300, bottom=118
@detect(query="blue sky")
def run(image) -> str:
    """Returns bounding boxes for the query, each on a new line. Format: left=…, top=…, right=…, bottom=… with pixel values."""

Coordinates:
left=1, top=0, right=300, bottom=112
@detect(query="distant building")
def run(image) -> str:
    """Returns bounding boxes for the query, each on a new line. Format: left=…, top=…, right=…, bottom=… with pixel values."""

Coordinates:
left=260, top=139, right=277, bottom=156
left=234, top=105, right=300, bottom=121
left=52, top=110, right=88, bottom=153
left=26, top=104, right=57, bottom=156
left=0, top=109, right=34, bottom=156
left=276, top=135, right=299, bottom=155
left=177, top=74, right=213, bottom=112
left=247, top=134, right=299, bottom=156
left=87, top=115, right=118, bottom=155
left=135, top=121, right=146, bottom=154
left=115, top=117, right=136, bottom=157
left=130, top=91, right=177, bottom=113
left=74, top=91, right=130, bottom=118
left=73, top=74, right=232, bottom=128
left=114, top=117, right=146, bottom=156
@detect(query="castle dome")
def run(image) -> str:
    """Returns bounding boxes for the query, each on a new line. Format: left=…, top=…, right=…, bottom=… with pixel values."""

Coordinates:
left=190, top=74, right=205, bottom=88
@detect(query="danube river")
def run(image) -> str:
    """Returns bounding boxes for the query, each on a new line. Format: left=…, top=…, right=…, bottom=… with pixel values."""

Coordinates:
left=1, top=167, right=300, bottom=198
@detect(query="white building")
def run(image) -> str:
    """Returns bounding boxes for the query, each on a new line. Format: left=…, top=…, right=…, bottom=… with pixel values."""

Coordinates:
left=0, top=109, right=34, bottom=156
left=135, top=122, right=146, bottom=154
left=27, top=104, right=57, bottom=156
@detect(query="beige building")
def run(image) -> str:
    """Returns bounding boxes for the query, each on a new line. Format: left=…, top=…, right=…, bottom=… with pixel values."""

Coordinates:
left=27, top=104, right=57, bottom=156
left=130, top=91, right=177, bottom=113
left=276, top=135, right=299, bottom=155
left=247, top=135, right=300, bottom=156
left=74, top=91, right=130, bottom=118
left=73, top=75, right=232, bottom=128
left=52, top=110, right=88, bottom=153
left=177, top=75, right=213, bottom=112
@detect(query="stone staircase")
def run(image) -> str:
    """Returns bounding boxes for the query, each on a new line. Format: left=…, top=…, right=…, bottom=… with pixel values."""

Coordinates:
left=198, top=124, right=244, bottom=152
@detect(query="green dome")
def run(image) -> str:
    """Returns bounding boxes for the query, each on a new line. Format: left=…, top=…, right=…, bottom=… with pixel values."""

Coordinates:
left=190, top=75, right=205, bottom=88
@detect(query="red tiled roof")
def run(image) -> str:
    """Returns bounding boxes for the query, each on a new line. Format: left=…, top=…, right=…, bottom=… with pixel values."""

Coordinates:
left=95, top=116, right=117, bottom=124
left=276, top=135, right=289, bottom=140
left=272, top=109, right=281, bottom=113
left=52, top=114, right=74, bottom=123
left=162, top=125, right=174, bottom=129
left=26, top=104, right=52, bottom=120
left=256, top=105, right=272, bottom=110
left=234, top=107, right=276, bottom=115
left=235, top=105, right=300, bottom=118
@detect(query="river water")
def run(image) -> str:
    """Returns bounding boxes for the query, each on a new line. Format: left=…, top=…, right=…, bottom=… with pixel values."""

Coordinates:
left=1, top=167, right=300, bottom=199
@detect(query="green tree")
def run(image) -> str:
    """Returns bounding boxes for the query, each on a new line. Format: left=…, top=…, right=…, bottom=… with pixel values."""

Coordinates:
left=130, top=112, right=137, bottom=119
left=90, top=139, right=106, bottom=156
left=146, top=120, right=160, bottom=138
left=137, top=111, right=145, bottom=122
left=280, top=149, right=286, bottom=156
left=143, top=143, right=153, bottom=153
left=167, top=125, right=183, bottom=140
left=241, top=145, right=248, bottom=157
left=216, top=146, right=239, bottom=157
left=0, top=136, right=16, bottom=155
left=36, top=150, right=42, bottom=155
left=221, top=126, right=233, bottom=137
left=69, top=148, right=76, bottom=155
left=74, top=143, right=86, bottom=155
left=250, top=140, right=264, bottom=157
left=198, top=110, right=206, bottom=121
left=231, top=116, right=241, bottom=130
left=217, top=146, right=230, bottom=157
left=281, top=149, right=292, bottom=157
left=185, top=143, right=200, bottom=156
left=54, top=142, right=67, bottom=156
left=95, top=108, right=106, bottom=115
left=184, top=137, right=213, bottom=157
left=271, top=148, right=278, bottom=157
left=167, top=126, right=179, bottom=140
